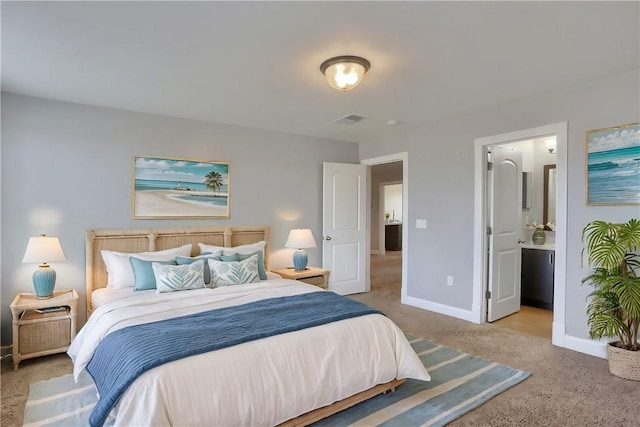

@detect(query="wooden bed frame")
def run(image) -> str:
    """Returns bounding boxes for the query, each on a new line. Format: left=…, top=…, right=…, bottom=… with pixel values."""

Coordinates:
left=84, top=225, right=404, bottom=426
left=85, top=225, right=271, bottom=316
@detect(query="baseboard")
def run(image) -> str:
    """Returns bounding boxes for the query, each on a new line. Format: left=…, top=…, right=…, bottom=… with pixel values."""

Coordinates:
left=552, top=322, right=607, bottom=359
left=371, top=250, right=380, bottom=255
left=402, top=295, right=476, bottom=323
left=401, top=296, right=608, bottom=360
left=563, top=334, right=607, bottom=359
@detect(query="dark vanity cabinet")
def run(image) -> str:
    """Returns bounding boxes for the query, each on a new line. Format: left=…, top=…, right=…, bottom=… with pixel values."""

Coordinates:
left=385, top=223, right=402, bottom=251
left=521, top=248, right=554, bottom=310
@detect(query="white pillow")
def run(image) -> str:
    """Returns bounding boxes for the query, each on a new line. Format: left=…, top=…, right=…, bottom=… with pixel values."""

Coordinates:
left=153, top=260, right=206, bottom=293
left=102, top=244, right=192, bottom=289
left=209, top=254, right=260, bottom=287
left=198, top=241, right=266, bottom=257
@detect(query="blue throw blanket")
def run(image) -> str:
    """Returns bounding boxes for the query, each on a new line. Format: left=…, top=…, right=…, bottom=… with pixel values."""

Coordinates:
left=86, top=291, right=381, bottom=427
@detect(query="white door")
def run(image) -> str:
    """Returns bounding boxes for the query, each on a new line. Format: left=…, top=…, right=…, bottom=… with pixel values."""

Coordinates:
left=487, top=146, right=523, bottom=322
left=322, top=162, right=367, bottom=295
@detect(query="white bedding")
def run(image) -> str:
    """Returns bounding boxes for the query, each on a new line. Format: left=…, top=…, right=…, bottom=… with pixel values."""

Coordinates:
left=69, top=280, right=430, bottom=426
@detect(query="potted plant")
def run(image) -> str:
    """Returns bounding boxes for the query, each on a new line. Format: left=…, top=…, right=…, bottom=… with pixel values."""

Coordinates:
left=582, top=218, right=640, bottom=381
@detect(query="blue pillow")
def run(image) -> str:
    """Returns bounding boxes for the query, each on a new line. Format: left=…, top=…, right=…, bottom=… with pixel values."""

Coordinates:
left=130, top=257, right=177, bottom=291
left=176, top=254, right=223, bottom=285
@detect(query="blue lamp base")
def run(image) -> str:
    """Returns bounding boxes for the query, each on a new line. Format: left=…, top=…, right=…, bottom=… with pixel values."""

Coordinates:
left=33, top=265, right=56, bottom=299
left=292, top=249, right=308, bottom=271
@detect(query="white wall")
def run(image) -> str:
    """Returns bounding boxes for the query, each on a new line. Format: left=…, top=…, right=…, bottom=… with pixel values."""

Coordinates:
left=0, top=93, right=359, bottom=343
left=384, top=184, right=403, bottom=222
left=359, top=69, right=640, bottom=342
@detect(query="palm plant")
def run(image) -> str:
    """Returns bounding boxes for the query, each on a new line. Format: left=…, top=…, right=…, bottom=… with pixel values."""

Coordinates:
left=204, top=171, right=223, bottom=196
left=582, top=219, right=640, bottom=351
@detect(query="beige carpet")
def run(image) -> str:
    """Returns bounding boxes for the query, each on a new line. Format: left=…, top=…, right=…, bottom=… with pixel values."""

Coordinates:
left=2, top=252, right=638, bottom=426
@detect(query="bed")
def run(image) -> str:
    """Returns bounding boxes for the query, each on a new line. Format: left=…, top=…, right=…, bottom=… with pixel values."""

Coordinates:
left=69, top=226, right=430, bottom=426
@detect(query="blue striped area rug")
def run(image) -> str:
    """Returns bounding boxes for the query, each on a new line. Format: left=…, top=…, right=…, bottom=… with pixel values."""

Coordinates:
left=23, top=334, right=529, bottom=427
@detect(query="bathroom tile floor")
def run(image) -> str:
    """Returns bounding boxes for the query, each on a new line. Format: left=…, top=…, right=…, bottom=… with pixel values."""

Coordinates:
left=492, top=305, right=553, bottom=340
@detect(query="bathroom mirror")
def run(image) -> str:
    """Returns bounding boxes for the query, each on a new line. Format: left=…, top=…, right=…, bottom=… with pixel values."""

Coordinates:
left=543, top=164, right=557, bottom=229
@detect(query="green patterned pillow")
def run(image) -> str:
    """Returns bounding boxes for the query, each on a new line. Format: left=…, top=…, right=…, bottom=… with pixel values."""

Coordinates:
left=175, top=251, right=223, bottom=285
left=153, top=259, right=206, bottom=293
left=209, top=254, right=260, bottom=287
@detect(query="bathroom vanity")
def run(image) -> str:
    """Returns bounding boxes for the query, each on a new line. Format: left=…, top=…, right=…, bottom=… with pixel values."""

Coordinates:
left=521, top=244, right=555, bottom=310
left=385, top=223, right=402, bottom=251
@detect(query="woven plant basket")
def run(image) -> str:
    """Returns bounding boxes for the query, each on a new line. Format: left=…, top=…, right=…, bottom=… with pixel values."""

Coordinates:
left=607, top=343, right=640, bottom=381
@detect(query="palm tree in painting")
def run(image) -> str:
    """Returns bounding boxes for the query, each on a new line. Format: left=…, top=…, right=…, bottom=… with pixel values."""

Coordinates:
left=204, top=171, right=223, bottom=196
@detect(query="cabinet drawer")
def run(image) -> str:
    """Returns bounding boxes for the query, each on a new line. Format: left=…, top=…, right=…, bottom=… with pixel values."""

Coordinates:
left=300, top=275, right=327, bottom=288
left=19, top=317, right=71, bottom=354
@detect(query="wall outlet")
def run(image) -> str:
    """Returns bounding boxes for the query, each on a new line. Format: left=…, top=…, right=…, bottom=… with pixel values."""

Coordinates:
left=447, top=275, right=454, bottom=286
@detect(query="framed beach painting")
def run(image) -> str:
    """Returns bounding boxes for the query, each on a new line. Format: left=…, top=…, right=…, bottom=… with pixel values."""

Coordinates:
left=586, top=123, right=640, bottom=206
left=133, top=156, right=230, bottom=219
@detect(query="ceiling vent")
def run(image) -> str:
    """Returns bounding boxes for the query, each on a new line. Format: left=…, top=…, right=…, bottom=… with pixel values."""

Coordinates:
left=334, top=114, right=365, bottom=125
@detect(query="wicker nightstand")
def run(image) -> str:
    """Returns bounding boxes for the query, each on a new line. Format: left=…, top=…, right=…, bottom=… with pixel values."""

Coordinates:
left=10, top=289, right=78, bottom=370
left=271, top=267, right=330, bottom=289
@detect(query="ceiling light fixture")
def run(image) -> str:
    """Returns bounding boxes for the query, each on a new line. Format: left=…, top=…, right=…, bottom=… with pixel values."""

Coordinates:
left=320, top=55, right=371, bottom=92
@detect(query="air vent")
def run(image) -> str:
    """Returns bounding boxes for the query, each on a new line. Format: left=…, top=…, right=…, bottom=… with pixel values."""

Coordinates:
left=333, top=114, right=365, bottom=125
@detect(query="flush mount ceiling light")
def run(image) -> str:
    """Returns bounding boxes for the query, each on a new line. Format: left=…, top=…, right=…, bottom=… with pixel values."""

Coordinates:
left=320, top=55, right=371, bottom=92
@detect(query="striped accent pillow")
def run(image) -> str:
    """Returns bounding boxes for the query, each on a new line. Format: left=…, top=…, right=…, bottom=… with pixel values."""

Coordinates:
left=153, top=260, right=206, bottom=293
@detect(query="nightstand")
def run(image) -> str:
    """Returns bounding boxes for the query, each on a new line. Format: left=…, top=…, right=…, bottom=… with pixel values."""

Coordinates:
left=272, top=267, right=330, bottom=289
left=10, top=289, right=78, bottom=370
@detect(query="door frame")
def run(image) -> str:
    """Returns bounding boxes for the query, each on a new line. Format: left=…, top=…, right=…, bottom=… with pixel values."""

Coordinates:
left=472, top=122, right=568, bottom=347
left=361, top=152, right=408, bottom=302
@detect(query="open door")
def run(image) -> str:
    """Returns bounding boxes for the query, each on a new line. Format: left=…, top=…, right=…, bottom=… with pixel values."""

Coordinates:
left=487, top=146, right=523, bottom=322
left=322, top=162, right=367, bottom=295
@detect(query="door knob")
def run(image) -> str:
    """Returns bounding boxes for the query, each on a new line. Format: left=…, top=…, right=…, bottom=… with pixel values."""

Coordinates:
left=325, top=236, right=332, bottom=241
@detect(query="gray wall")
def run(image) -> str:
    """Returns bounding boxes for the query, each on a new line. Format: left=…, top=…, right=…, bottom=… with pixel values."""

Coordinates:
left=359, top=69, right=640, bottom=339
left=0, top=93, right=359, bottom=343
left=2, top=68, right=638, bottom=349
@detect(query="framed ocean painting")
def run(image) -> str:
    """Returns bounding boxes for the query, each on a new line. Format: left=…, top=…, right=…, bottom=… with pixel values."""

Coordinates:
left=586, top=123, right=640, bottom=205
left=133, top=156, right=230, bottom=219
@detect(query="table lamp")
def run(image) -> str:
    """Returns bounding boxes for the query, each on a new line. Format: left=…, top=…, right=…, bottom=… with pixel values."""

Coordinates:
left=22, top=235, right=66, bottom=299
left=285, top=229, right=317, bottom=271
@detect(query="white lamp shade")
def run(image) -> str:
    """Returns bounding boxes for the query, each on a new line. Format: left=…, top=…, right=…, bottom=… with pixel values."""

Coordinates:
left=285, top=229, right=317, bottom=249
left=22, top=236, right=66, bottom=264
left=546, top=138, right=557, bottom=154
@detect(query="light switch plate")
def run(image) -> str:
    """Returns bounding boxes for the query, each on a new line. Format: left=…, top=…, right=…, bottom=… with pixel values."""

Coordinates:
left=416, top=219, right=427, bottom=229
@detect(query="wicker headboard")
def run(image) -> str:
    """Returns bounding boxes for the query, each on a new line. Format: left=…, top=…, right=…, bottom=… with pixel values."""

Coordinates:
left=85, top=226, right=270, bottom=316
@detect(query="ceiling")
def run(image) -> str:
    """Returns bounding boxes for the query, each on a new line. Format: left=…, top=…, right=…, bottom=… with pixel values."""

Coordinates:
left=2, top=1, right=638, bottom=145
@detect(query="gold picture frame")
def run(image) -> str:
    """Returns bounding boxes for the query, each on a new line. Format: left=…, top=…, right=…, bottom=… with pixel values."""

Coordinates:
left=586, top=123, right=640, bottom=206
left=133, top=156, right=230, bottom=219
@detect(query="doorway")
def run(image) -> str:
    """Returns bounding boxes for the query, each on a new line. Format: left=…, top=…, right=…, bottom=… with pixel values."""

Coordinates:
left=473, top=122, right=567, bottom=347
left=361, top=153, right=408, bottom=302
left=488, top=138, right=557, bottom=339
